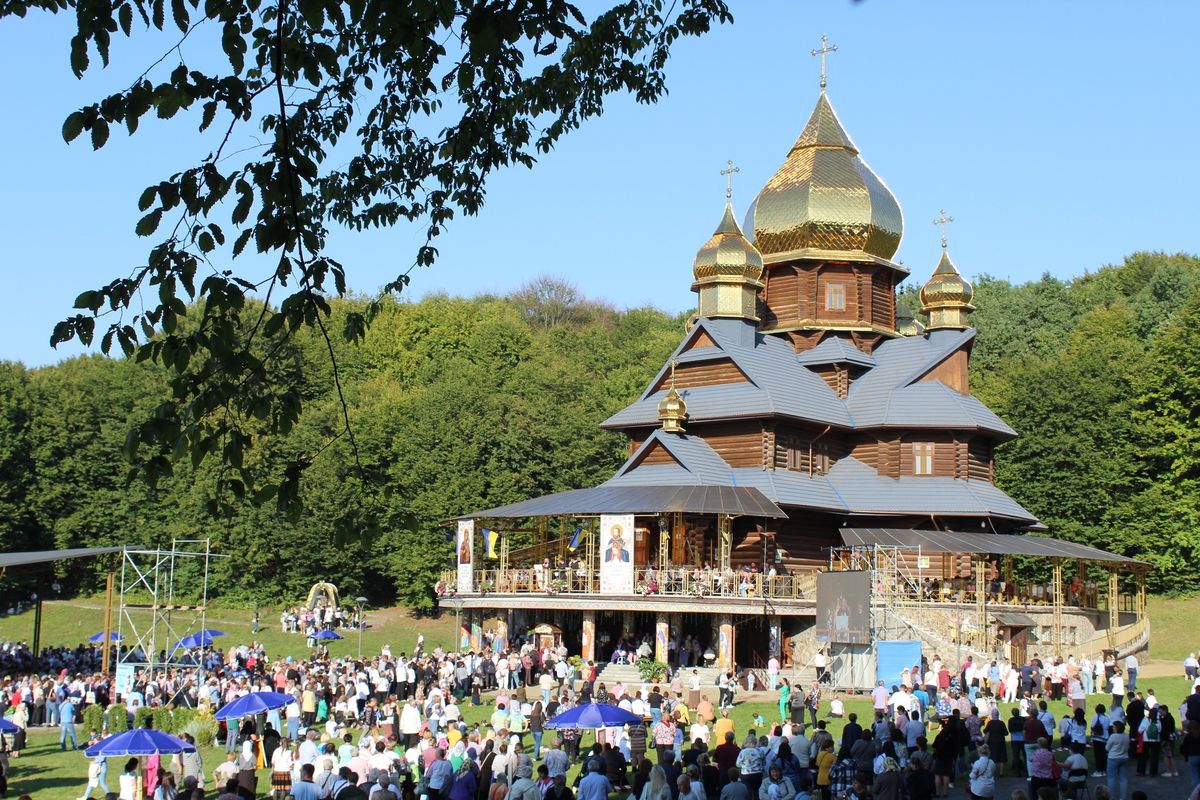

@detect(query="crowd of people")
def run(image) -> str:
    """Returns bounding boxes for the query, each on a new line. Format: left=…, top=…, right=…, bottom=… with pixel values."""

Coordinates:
left=0, top=633, right=1198, bottom=800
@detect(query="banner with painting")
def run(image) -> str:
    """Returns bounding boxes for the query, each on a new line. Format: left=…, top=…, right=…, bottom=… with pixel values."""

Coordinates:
left=456, top=519, right=474, bottom=593
left=599, top=514, right=635, bottom=593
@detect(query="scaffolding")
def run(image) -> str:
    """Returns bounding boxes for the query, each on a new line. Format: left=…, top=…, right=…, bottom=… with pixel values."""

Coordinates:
left=116, top=538, right=226, bottom=687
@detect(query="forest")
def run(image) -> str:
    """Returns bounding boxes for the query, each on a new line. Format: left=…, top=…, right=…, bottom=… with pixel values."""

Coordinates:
left=1, top=251, right=1198, bottom=609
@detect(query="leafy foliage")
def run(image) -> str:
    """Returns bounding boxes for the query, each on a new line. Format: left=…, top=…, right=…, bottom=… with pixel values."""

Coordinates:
left=2, top=0, right=730, bottom=511
left=0, top=288, right=682, bottom=608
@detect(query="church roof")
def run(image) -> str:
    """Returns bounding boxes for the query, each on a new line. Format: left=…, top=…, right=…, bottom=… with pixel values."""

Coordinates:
left=602, top=318, right=1014, bottom=439
left=602, top=433, right=1039, bottom=524
left=795, top=336, right=876, bottom=368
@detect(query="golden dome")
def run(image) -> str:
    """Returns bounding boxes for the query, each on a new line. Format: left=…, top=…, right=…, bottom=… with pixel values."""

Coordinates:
left=693, top=203, right=765, bottom=282
left=920, top=249, right=975, bottom=330
left=744, top=93, right=903, bottom=263
left=895, top=296, right=925, bottom=337
left=658, top=386, right=687, bottom=433
left=691, top=203, right=764, bottom=321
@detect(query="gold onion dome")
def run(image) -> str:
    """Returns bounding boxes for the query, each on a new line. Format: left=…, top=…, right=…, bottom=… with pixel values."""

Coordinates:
left=744, top=93, right=903, bottom=262
left=895, top=296, right=925, bottom=337
left=692, top=203, right=764, bottom=283
left=658, top=381, right=687, bottom=433
left=691, top=203, right=764, bottom=321
left=920, top=249, right=975, bottom=330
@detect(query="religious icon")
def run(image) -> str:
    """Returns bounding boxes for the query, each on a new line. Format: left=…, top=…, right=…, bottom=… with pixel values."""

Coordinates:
left=605, top=524, right=630, bottom=562
left=458, top=530, right=472, bottom=565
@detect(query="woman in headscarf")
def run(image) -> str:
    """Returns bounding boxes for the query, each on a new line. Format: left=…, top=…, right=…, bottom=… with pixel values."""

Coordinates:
left=870, top=756, right=902, bottom=800
left=237, top=737, right=258, bottom=797
left=984, top=706, right=1008, bottom=776
left=449, top=751, right=479, bottom=800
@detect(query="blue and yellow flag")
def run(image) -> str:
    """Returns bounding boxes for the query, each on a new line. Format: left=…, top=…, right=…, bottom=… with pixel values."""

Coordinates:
left=568, top=527, right=583, bottom=552
left=483, top=528, right=498, bottom=559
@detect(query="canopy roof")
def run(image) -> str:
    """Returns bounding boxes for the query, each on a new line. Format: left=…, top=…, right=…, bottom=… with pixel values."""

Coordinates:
left=0, top=546, right=122, bottom=569
left=840, top=528, right=1144, bottom=566
left=460, top=485, right=787, bottom=520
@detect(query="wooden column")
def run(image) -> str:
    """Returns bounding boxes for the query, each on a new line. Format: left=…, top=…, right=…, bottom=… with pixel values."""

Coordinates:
left=658, top=517, right=671, bottom=571
left=1136, top=570, right=1147, bottom=620
left=101, top=570, right=115, bottom=674
left=718, top=614, right=735, bottom=670
left=1108, top=567, right=1119, bottom=630
left=581, top=611, right=595, bottom=662
left=717, top=516, right=733, bottom=573
left=655, top=612, right=670, bottom=663
left=974, top=558, right=987, bottom=653
left=1051, top=559, right=1064, bottom=655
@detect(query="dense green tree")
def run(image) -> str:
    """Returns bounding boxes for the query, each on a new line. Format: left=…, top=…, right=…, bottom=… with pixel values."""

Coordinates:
left=7, top=0, right=730, bottom=510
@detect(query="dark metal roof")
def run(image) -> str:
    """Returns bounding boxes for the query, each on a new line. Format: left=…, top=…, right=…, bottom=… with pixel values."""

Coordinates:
left=460, top=485, right=788, bottom=520
left=0, top=546, right=123, bottom=569
left=840, top=528, right=1145, bottom=565
left=993, top=612, right=1037, bottom=627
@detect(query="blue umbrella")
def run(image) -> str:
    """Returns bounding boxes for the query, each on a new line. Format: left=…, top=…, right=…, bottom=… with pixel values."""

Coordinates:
left=84, top=729, right=196, bottom=757
left=175, top=629, right=226, bottom=649
left=88, top=632, right=122, bottom=643
left=313, top=630, right=343, bottom=640
left=0, top=718, right=19, bottom=733
left=215, top=691, right=296, bottom=721
left=544, top=703, right=643, bottom=729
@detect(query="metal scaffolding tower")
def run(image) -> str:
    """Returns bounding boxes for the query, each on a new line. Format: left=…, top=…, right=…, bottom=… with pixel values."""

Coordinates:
left=116, top=538, right=226, bottom=689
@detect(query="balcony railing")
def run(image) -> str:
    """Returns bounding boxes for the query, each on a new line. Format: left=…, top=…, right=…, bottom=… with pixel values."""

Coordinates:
left=439, top=567, right=818, bottom=600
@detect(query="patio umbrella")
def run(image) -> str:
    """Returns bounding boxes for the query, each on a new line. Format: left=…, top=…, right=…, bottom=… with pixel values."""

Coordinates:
left=88, top=632, right=122, bottom=643
left=544, top=703, right=642, bottom=729
left=215, top=691, right=296, bottom=721
left=0, top=718, right=20, bottom=733
left=313, top=630, right=343, bottom=640
left=175, top=629, right=225, bottom=649
left=84, top=729, right=196, bottom=757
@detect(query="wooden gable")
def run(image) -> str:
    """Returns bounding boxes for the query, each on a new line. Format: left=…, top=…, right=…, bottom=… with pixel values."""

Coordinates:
left=681, top=329, right=718, bottom=352
left=650, top=357, right=751, bottom=392
left=627, top=439, right=683, bottom=470
left=915, top=346, right=970, bottom=394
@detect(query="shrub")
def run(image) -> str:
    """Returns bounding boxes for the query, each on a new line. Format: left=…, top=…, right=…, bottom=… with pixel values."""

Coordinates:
left=107, top=704, right=129, bottom=733
left=82, top=703, right=105, bottom=736
left=133, top=706, right=154, bottom=730
left=635, top=657, right=669, bottom=681
left=183, top=715, right=217, bottom=748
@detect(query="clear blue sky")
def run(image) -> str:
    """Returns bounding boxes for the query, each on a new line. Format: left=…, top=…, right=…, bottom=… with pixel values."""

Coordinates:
left=2, top=1, right=1198, bottom=366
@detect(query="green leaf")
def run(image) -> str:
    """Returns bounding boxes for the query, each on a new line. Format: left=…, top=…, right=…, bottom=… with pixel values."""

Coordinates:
left=135, top=209, right=163, bottom=236
left=138, top=186, right=157, bottom=212
left=91, top=119, right=110, bottom=150
left=119, top=3, right=133, bottom=35
left=62, top=112, right=86, bottom=143
left=171, top=0, right=188, bottom=32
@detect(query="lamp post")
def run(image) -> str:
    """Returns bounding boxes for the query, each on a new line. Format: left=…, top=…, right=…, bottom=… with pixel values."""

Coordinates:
left=355, top=596, right=368, bottom=659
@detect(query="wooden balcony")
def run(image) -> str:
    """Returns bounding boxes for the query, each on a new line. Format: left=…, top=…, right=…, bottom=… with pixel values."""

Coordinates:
left=439, top=566, right=817, bottom=600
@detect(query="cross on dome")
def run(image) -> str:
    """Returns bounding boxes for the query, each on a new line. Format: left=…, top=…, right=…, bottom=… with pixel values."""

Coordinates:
left=810, top=34, right=838, bottom=90
left=720, top=160, right=740, bottom=201
left=932, top=209, right=955, bottom=249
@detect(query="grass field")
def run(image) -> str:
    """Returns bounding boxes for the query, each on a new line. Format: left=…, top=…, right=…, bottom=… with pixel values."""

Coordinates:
left=0, top=599, right=458, bottom=660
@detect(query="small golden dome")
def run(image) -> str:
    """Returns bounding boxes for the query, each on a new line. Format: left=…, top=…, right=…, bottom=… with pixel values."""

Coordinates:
left=692, top=203, right=764, bottom=283
left=658, top=386, right=687, bottom=433
left=745, top=93, right=903, bottom=263
left=920, top=249, right=975, bottom=330
left=895, top=296, right=925, bottom=337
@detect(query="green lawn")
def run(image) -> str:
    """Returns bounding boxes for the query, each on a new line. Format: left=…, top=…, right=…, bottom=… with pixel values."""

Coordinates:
left=1145, top=595, right=1200, bottom=664
left=0, top=600, right=458, bottom=661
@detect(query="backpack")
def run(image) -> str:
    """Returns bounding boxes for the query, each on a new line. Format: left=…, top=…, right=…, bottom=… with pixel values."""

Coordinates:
left=1147, top=720, right=1159, bottom=740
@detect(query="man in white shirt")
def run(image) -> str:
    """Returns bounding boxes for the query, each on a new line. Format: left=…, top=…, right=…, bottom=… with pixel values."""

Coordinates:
left=1125, top=654, right=1139, bottom=691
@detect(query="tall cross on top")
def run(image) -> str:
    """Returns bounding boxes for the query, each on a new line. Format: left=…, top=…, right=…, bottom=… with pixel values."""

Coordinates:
left=810, top=34, right=839, bottom=90
left=932, top=209, right=955, bottom=249
left=720, top=160, right=740, bottom=200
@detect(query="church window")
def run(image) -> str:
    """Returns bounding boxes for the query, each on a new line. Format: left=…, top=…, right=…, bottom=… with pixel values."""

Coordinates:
left=824, top=282, right=846, bottom=311
left=913, top=442, right=935, bottom=476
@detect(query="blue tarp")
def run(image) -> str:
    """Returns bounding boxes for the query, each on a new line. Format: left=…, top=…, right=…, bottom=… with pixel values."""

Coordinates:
left=876, top=641, right=922, bottom=689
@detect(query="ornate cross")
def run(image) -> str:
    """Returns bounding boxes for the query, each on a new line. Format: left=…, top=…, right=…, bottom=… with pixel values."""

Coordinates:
left=810, top=34, right=838, bottom=90
left=720, top=160, right=740, bottom=200
left=932, top=209, right=955, bottom=249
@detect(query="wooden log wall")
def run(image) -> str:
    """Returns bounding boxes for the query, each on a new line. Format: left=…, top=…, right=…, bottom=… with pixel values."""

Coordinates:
left=651, top=358, right=749, bottom=391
